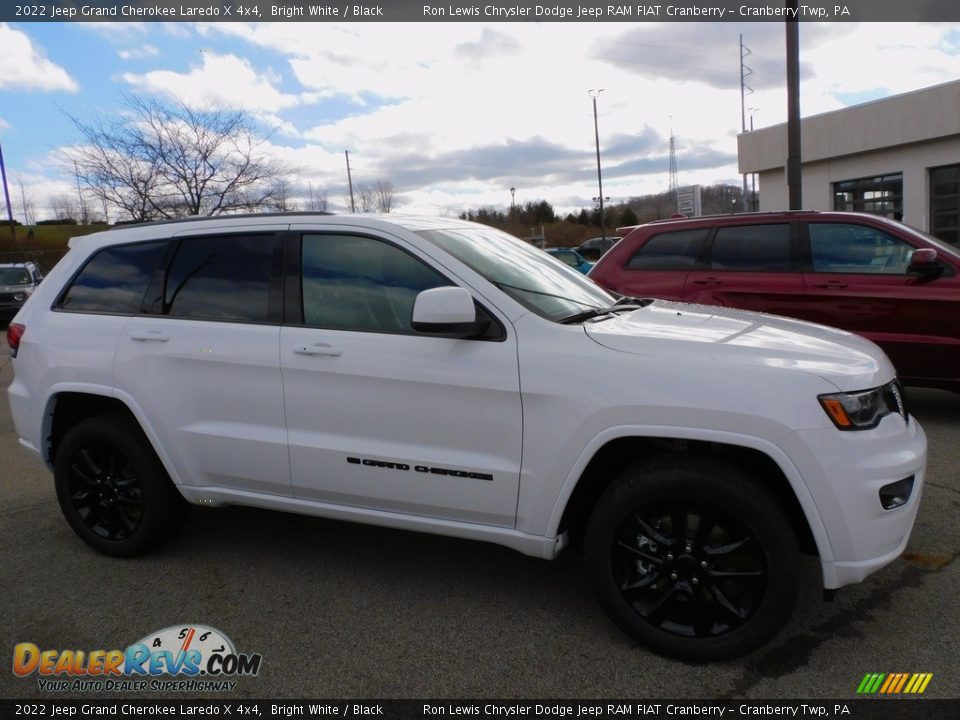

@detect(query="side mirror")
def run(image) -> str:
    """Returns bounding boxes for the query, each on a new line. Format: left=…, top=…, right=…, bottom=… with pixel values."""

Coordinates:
left=907, top=248, right=943, bottom=278
left=411, top=287, right=482, bottom=337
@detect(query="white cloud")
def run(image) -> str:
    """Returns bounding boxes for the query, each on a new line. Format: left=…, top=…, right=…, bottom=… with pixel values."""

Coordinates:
left=121, top=51, right=302, bottom=114
left=118, top=45, right=160, bottom=60
left=0, top=24, right=78, bottom=93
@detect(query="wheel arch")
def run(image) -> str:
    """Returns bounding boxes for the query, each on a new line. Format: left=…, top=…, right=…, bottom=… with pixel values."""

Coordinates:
left=550, top=429, right=827, bottom=561
left=44, top=389, right=172, bottom=483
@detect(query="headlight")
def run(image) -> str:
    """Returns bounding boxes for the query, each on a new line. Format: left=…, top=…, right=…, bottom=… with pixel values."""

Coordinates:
left=818, top=381, right=907, bottom=430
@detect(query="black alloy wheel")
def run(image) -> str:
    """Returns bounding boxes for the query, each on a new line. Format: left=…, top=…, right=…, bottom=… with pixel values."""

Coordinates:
left=611, top=502, right=767, bottom=639
left=585, top=455, right=799, bottom=661
left=63, top=441, right=145, bottom=542
left=54, top=413, right=188, bottom=557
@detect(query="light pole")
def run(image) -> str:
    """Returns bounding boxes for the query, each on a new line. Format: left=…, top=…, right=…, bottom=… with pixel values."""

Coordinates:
left=748, top=108, right=759, bottom=211
left=509, top=187, right=516, bottom=214
left=589, top=89, right=607, bottom=239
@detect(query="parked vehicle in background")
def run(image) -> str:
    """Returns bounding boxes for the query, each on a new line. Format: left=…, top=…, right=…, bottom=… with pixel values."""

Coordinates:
left=7, top=213, right=925, bottom=661
left=576, top=236, right=620, bottom=259
left=545, top=247, right=594, bottom=274
left=0, top=262, right=43, bottom=323
left=589, top=211, right=960, bottom=392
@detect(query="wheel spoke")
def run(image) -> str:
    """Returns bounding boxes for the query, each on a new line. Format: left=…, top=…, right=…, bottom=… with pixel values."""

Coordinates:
left=80, top=449, right=103, bottom=477
left=615, top=540, right=663, bottom=565
left=704, top=536, right=751, bottom=556
left=70, top=462, right=99, bottom=487
left=71, top=489, right=96, bottom=509
left=709, top=584, right=750, bottom=621
left=644, top=581, right=681, bottom=626
left=636, top=517, right=672, bottom=546
left=621, top=573, right=659, bottom=592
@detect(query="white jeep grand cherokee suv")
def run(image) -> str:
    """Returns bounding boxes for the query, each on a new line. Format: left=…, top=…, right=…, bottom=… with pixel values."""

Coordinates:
left=6, top=214, right=926, bottom=661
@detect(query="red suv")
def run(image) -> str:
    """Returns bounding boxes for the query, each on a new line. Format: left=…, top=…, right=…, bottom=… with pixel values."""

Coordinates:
left=589, top=211, right=960, bottom=391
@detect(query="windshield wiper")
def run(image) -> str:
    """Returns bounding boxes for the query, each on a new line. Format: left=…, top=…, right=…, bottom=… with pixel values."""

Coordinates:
left=558, top=297, right=652, bottom=324
left=493, top=281, right=601, bottom=306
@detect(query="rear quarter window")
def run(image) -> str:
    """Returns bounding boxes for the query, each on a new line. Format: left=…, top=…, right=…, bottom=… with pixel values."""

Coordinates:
left=625, top=229, right=708, bottom=270
left=58, top=241, right=166, bottom=314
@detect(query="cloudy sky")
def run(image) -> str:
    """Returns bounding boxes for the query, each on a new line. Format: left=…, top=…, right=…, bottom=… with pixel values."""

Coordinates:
left=1, top=20, right=960, bottom=221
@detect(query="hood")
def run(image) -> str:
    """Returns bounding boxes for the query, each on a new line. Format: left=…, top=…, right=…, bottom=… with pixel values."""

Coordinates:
left=583, top=300, right=894, bottom=390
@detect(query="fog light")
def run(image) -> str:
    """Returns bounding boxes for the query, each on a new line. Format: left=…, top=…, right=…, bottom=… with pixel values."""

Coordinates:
left=879, top=476, right=914, bottom=510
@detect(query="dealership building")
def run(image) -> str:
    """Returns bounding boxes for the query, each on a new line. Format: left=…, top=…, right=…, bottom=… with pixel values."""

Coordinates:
left=737, top=79, right=960, bottom=245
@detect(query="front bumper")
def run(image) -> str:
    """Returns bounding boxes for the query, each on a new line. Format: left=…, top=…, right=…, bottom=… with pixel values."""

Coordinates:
left=782, top=412, right=927, bottom=589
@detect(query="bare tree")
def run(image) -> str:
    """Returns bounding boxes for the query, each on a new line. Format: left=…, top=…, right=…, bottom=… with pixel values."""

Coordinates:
left=304, top=183, right=328, bottom=212
left=374, top=181, right=395, bottom=213
left=65, top=96, right=289, bottom=222
left=266, top=179, right=299, bottom=213
left=15, top=179, right=35, bottom=226
left=355, top=183, right=376, bottom=213
left=50, top=194, right=79, bottom=222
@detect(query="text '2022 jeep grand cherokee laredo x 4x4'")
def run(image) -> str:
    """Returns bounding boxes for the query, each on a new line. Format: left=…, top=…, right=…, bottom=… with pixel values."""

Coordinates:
left=6, top=214, right=926, bottom=661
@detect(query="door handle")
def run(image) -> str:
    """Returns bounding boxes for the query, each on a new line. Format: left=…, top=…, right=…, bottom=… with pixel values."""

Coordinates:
left=130, top=331, right=170, bottom=343
left=814, top=281, right=848, bottom=289
left=692, top=277, right=723, bottom=286
left=293, top=343, right=342, bottom=357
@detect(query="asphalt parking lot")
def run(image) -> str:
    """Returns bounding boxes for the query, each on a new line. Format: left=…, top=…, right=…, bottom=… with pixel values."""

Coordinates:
left=1, top=350, right=958, bottom=701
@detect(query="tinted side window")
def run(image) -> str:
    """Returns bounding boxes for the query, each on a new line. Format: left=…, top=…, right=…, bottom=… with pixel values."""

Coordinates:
left=163, top=235, right=274, bottom=322
left=626, top=229, right=708, bottom=270
left=808, top=223, right=915, bottom=274
left=60, top=241, right=165, bottom=314
left=708, top=224, right=792, bottom=271
left=301, top=234, right=449, bottom=333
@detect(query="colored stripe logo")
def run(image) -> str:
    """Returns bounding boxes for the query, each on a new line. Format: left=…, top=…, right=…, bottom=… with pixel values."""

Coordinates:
left=857, top=673, right=933, bottom=694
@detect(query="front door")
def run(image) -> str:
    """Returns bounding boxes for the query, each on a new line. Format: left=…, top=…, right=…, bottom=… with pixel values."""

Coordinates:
left=280, top=230, right=523, bottom=527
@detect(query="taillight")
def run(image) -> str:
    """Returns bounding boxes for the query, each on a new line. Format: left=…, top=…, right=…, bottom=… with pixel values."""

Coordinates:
left=7, top=322, right=25, bottom=357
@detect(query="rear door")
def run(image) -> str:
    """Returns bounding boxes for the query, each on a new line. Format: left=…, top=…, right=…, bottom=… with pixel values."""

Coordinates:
left=682, top=222, right=806, bottom=316
left=801, top=220, right=960, bottom=384
left=114, top=229, right=291, bottom=496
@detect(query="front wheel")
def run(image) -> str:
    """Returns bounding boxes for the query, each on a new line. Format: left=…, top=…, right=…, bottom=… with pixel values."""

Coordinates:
left=584, top=455, right=799, bottom=661
left=54, top=413, right=188, bottom=557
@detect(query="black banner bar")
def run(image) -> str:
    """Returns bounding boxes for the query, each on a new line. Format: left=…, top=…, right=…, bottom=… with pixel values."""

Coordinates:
left=2, top=700, right=960, bottom=720
left=4, top=0, right=960, bottom=24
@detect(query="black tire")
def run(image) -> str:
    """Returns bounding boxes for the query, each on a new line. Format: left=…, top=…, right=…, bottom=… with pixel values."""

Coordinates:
left=54, top=413, right=189, bottom=557
left=584, top=454, right=799, bottom=662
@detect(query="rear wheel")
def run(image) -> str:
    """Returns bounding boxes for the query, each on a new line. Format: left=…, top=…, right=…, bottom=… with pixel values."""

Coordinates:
left=584, top=455, right=799, bottom=661
left=54, top=414, right=188, bottom=557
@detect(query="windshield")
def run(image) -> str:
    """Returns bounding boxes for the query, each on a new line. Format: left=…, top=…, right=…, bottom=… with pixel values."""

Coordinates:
left=416, top=225, right=614, bottom=321
left=0, top=268, right=30, bottom=285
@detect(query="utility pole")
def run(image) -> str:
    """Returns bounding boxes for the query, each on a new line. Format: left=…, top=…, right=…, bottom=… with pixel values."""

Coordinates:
left=786, top=5, right=802, bottom=209
left=0, top=140, right=15, bottom=240
left=668, top=120, right=679, bottom=212
left=589, top=89, right=606, bottom=239
left=344, top=150, right=356, bottom=213
left=74, top=161, right=88, bottom=225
